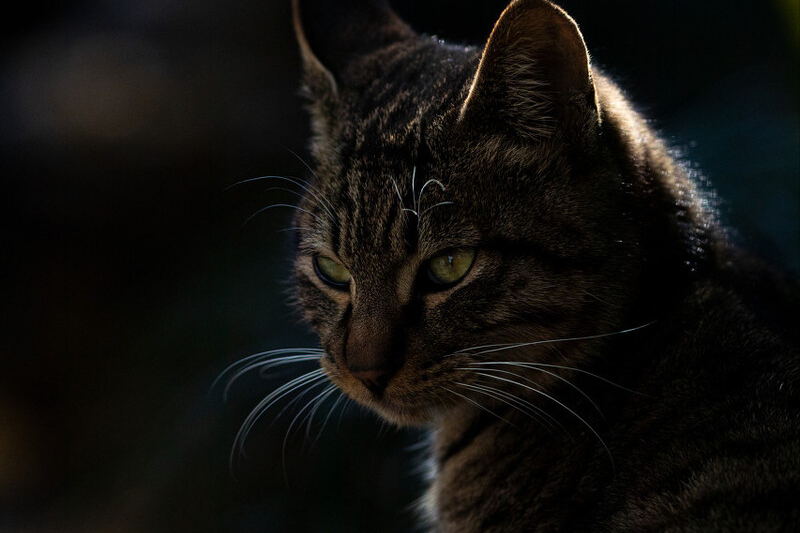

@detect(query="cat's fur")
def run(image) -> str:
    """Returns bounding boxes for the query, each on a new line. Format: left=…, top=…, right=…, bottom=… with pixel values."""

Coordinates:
left=285, top=0, right=800, bottom=530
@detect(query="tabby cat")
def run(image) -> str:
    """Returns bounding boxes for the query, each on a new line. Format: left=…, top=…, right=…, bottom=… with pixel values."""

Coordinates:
left=244, top=0, right=800, bottom=530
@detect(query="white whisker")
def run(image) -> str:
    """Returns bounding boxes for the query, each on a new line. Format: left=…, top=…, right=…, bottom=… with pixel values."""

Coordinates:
left=417, top=178, right=445, bottom=205
left=226, top=353, right=319, bottom=392
left=225, top=173, right=338, bottom=225
left=466, top=364, right=606, bottom=419
left=211, top=348, right=324, bottom=400
left=443, top=386, right=516, bottom=428
left=230, top=368, right=327, bottom=466
left=281, top=383, right=337, bottom=455
left=255, top=354, right=323, bottom=377
left=449, top=322, right=655, bottom=357
left=389, top=168, right=453, bottom=232
left=241, top=203, right=326, bottom=230
left=416, top=178, right=449, bottom=231
left=304, top=384, right=340, bottom=440
left=313, top=390, right=346, bottom=447
left=474, top=371, right=615, bottom=472
left=337, top=397, right=354, bottom=431
left=411, top=165, right=418, bottom=213
left=279, top=381, right=335, bottom=479
left=456, top=381, right=562, bottom=434
left=284, top=147, right=321, bottom=182
left=470, top=361, right=642, bottom=395
left=419, top=201, right=454, bottom=220
left=260, top=186, right=337, bottom=225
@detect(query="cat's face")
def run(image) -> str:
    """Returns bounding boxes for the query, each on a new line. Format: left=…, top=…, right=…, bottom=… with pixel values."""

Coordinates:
left=290, top=0, right=640, bottom=425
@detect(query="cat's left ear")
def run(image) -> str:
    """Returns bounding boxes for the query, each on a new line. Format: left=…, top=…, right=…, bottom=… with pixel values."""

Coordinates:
left=292, top=0, right=415, bottom=98
left=459, top=0, right=599, bottom=142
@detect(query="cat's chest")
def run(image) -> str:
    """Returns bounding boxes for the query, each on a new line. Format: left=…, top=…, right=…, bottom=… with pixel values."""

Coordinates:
left=428, top=415, right=602, bottom=533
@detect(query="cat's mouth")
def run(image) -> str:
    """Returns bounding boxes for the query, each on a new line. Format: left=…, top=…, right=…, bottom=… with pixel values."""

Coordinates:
left=320, top=357, right=450, bottom=426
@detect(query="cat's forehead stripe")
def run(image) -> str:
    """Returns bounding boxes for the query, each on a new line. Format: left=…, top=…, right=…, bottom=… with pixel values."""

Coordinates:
left=338, top=172, right=413, bottom=262
left=307, top=40, right=491, bottom=261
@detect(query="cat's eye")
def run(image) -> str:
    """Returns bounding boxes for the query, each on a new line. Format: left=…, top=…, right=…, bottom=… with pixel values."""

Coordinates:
left=426, top=247, right=476, bottom=287
left=313, top=254, right=351, bottom=288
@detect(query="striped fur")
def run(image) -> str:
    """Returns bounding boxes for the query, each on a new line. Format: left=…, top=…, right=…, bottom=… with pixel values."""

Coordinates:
left=285, top=0, right=800, bottom=531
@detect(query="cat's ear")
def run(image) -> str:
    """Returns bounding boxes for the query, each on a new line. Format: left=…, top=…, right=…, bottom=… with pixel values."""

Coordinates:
left=292, top=0, right=415, bottom=98
left=458, top=0, right=599, bottom=142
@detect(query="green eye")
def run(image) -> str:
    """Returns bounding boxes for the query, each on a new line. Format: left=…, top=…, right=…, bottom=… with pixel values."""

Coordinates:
left=426, top=247, right=476, bottom=287
left=314, top=255, right=351, bottom=288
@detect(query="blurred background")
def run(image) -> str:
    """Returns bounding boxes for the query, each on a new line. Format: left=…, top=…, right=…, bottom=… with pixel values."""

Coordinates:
left=1, top=0, right=797, bottom=531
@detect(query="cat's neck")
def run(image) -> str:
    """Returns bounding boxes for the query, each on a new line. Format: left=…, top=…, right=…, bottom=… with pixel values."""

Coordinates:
left=429, top=393, right=614, bottom=532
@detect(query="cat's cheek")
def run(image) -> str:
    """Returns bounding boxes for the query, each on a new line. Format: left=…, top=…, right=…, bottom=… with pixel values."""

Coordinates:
left=318, top=353, right=337, bottom=376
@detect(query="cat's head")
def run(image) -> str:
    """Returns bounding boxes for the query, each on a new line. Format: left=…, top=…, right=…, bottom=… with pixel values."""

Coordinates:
left=288, top=0, right=691, bottom=425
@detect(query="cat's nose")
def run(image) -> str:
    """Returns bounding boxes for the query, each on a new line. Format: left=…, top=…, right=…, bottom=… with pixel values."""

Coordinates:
left=345, top=301, right=403, bottom=394
left=350, top=367, right=394, bottom=394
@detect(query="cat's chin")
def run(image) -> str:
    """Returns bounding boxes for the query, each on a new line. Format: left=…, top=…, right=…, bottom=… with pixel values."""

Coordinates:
left=336, top=384, right=445, bottom=427
left=369, top=400, right=445, bottom=427
left=328, top=383, right=444, bottom=426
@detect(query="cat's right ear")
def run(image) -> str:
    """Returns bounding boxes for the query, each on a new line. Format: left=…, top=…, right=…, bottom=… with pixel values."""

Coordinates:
left=292, top=0, right=414, bottom=99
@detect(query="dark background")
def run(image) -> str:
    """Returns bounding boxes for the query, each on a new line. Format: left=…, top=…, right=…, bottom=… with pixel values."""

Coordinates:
left=1, top=1, right=797, bottom=532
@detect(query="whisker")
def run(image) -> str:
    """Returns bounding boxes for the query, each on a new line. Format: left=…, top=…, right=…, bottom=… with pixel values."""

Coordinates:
left=255, top=354, right=323, bottom=378
left=223, top=175, right=281, bottom=191
left=337, top=397, right=354, bottom=431
left=416, top=178, right=446, bottom=206
left=259, top=186, right=337, bottom=225
left=443, top=386, right=516, bottom=428
left=581, top=289, right=613, bottom=307
left=284, top=147, right=320, bottom=182
left=210, top=348, right=324, bottom=400
left=267, top=375, right=332, bottom=431
left=466, top=364, right=606, bottom=419
left=419, top=201, right=454, bottom=220
left=230, top=368, right=327, bottom=466
left=411, top=166, right=417, bottom=214
left=416, top=177, right=448, bottom=231
left=304, top=384, right=340, bottom=440
left=281, top=382, right=337, bottom=454
left=474, top=371, right=615, bottom=473
left=279, top=380, right=334, bottom=481
left=456, top=381, right=561, bottom=434
left=222, top=353, right=321, bottom=407
left=241, top=203, right=326, bottom=230
left=449, top=322, right=655, bottom=357
left=234, top=368, right=327, bottom=449
left=224, top=357, right=322, bottom=402
left=225, top=173, right=338, bottom=225
left=312, top=389, right=346, bottom=447
left=470, top=361, right=642, bottom=395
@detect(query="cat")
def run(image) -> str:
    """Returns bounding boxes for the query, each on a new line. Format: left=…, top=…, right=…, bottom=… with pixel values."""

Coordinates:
left=231, top=0, right=800, bottom=531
